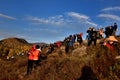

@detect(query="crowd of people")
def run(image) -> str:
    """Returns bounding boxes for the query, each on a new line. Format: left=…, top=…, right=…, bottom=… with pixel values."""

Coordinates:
left=63, top=33, right=83, bottom=53
left=26, top=22, right=119, bottom=75
left=86, top=22, right=118, bottom=46
left=26, top=32, right=84, bottom=75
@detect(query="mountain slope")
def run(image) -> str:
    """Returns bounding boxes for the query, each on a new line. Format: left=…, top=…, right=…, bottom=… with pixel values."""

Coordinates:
left=0, top=37, right=31, bottom=59
left=0, top=36, right=120, bottom=80
left=0, top=37, right=30, bottom=48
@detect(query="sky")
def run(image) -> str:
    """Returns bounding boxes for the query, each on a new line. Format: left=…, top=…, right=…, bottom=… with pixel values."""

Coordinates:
left=0, top=0, right=120, bottom=43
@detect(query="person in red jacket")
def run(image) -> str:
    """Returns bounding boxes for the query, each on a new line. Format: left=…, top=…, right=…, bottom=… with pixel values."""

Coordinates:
left=33, top=45, right=41, bottom=68
left=27, top=45, right=41, bottom=75
left=103, top=36, right=118, bottom=51
left=102, top=36, right=119, bottom=72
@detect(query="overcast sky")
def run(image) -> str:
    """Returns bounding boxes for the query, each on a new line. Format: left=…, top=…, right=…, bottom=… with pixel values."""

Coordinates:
left=0, top=0, right=120, bottom=43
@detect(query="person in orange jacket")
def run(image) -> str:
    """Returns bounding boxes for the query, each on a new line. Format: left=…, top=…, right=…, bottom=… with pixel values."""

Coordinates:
left=33, top=45, right=41, bottom=68
left=27, top=45, right=41, bottom=75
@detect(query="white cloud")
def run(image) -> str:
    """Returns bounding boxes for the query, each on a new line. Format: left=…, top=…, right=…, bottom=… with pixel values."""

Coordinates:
left=25, top=12, right=97, bottom=27
left=67, top=12, right=97, bottom=27
left=98, top=14, right=120, bottom=21
left=67, top=12, right=89, bottom=20
left=48, top=15, right=65, bottom=25
left=0, top=13, right=16, bottom=20
left=101, top=6, right=120, bottom=11
left=85, top=21, right=98, bottom=27
left=26, top=15, right=65, bottom=26
left=25, top=16, right=48, bottom=24
left=39, top=28, right=59, bottom=33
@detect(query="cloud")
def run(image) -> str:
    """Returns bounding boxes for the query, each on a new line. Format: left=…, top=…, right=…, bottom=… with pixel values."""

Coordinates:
left=39, top=28, right=59, bottom=34
left=85, top=21, right=98, bottom=27
left=98, top=14, right=120, bottom=21
left=24, top=28, right=60, bottom=35
left=0, top=13, right=16, bottom=20
left=101, top=6, right=120, bottom=11
left=67, top=12, right=97, bottom=27
left=25, top=12, right=97, bottom=27
left=25, top=15, right=65, bottom=26
left=67, top=12, right=89, bottom=20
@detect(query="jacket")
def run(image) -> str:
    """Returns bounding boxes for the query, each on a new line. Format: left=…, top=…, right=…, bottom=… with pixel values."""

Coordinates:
left=28, top=49, right=41, bottom=60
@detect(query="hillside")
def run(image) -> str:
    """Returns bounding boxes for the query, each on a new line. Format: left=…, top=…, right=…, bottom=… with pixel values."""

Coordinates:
left=0, top=37, right=31, bottom=59
left=0, top=37, right=120, bottom=80
left=0, top=37, right=30, bottom=48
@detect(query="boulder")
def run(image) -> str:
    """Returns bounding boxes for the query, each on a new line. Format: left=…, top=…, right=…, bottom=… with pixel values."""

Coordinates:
left=72, top=45, right=87, bottom=57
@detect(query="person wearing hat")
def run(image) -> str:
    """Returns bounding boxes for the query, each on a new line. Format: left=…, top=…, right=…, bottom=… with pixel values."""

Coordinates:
left=103, top=36, right=118, bottom=51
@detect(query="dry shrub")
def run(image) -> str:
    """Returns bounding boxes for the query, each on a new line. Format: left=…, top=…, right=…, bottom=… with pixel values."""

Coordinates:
left=0, top=41, right=120, bottom=80
left=0, top=55, right=28, bottom=80
left=22, top=56, right=87, bottom=80
left=88, top=45, right=117, bottom=80
left=72, top=45, right=87, bottom=57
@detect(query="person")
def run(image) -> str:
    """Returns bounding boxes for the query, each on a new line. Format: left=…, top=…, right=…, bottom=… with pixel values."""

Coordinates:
left=27, top=45, right=41, bottom=75
left=64, top=38, right=70, bottom=53
left=87, top=28, right=97, bottom=46
left=77, top=66, right=98, bottom=80
left=46, top=44, right=54, bottom=55
left=91, top=28, right=97, bottom=46
left=99, top=28, right=104, bottom=38
left=103, top=36, right=118, bottom=52
left=55, top=41, right=62, bottom=48
left=87, top=27, right=93, bottom=46
left=77, top=33, right=83, bottom=45
left=86, top=27, right=92, bottom=40
left=101, top=36, right=119, bottom=75
left=33, top=45, right=41, bottom=68
left=113, top=23, right=118, bottom=36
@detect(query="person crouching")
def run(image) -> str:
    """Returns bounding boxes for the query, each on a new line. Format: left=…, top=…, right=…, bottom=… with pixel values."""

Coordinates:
left=103, top=36, right=118, bottom=52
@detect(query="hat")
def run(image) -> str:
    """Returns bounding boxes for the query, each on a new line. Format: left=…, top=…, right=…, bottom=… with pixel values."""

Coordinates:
left=108, top=36, right=118, bottom=42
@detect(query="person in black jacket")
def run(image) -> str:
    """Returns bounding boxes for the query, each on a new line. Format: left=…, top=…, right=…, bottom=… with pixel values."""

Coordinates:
left=87, top=27, right=97, bottom=46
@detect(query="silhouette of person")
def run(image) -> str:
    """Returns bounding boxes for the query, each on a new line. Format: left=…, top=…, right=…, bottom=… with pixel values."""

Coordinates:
left=77, top=66, right=98, bottom=80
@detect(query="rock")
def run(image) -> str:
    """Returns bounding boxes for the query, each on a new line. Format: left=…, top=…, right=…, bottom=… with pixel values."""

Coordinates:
left=116, top=56, right=120, bottom=59
left=72, top=45, right=87, bottom=57
left=73, top=42, right=80, bottom=49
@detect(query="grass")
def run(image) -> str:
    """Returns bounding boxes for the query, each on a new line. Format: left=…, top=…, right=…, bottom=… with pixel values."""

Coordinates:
left=0, top=37, right=120, bottom=80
